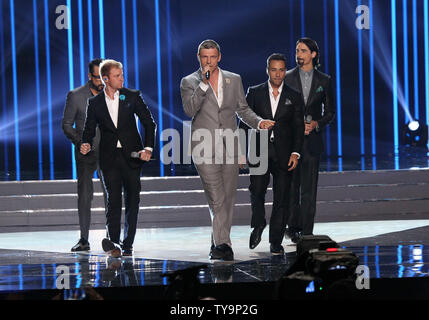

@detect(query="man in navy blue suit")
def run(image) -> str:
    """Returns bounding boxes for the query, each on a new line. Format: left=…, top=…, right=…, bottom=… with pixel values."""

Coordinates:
left=81, top=59, right=156, bottom=257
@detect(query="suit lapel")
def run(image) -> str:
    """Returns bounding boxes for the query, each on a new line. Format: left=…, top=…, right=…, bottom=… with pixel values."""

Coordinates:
left=99, top=91, right=118, bottom=130
left=117, top=89, right=127, bottom=129
left=219, top=69, right=228, bottom=109
left=274, top=85, right=288, bottom=120
left=293, top=67, right=304, bottom=98
left=263, top=82, right=274, bottom=120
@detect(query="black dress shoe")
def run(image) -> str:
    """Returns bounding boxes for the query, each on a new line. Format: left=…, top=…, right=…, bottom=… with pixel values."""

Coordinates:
left=122, top=249, right=133, bottom=257
left=121, top=245, right=133, bottom=257
left=210, top=244, right=234, bottom=261
left=71, top=238, right=90, bottom=252
left=249, top=224, right=266, bottom=249
left=270, top=243, right=285, bottom=255
left=102, top=238, right=122, bottom=258
left=284, top=227, right=295, bottom=240
left=291, top=232, right=302, bottom=244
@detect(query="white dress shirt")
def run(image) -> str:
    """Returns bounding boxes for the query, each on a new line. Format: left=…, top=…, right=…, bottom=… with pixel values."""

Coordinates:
left=105, top=90, right=122, bottom=148
left=268, top=81, right=283, bottom=118
left=199, top=68, right=224, bottom=107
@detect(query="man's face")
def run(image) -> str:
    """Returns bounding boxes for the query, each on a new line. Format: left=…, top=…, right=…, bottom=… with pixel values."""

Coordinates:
left=89, top=66, right=104, bottom=92
left=198, top=48, right=221, bottom=73
left=296, top=42, right=316, bottom=68
left=267, top=59, right=286, bottom=88
left=105, top=67, right=124, bottom=91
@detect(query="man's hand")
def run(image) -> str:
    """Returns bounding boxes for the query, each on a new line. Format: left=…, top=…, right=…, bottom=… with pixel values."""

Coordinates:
left=80, top=143, right=91, bottom=155
left=288, top=154, right=299, bottom=171
left=305, top=120, right=318, bottom=135
left=259, top=120, right=275, bottom=130
left=201, top=65, right=210, bottom=85
left=238, top=154, right=247, bottom=169
left=139, top=149, right=152, bottom=162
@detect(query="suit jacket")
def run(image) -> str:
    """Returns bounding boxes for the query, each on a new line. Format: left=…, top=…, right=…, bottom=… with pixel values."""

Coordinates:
left=82, top=88, right=156, bottom=171
left=284, top=67, right=335, bottom=155
left=245, top=81, right=304, bottom=170
left=180, top=69, right=262, bottom=161
left=62, top=82, right=100, bottom=163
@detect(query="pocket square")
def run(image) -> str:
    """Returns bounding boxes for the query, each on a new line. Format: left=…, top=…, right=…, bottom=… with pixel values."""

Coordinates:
left=316, top=86, right=324, bottom=93
left=284, top=98, right=292, bottom=105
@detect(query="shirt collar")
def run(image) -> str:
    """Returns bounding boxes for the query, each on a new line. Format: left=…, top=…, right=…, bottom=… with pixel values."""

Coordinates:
left=104, top=89, right=120, bottom=101
left=299, top=67, right=314, bottom=77
left=268, top=81, right=284, bottom=94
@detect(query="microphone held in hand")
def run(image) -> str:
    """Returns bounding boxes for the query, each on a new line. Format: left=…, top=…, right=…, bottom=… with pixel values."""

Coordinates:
left=205, top=70, right=210, bottom=80
left=131, top=151, right=140, bottom=159
left=305, top=114, right=312, bottom=124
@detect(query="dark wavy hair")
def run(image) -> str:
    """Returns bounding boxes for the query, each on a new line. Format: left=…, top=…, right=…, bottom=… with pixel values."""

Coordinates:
left=296, top=37, right=320, bottom=69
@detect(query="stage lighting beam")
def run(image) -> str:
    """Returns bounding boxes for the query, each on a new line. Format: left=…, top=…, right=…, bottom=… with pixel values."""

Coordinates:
left=334, top=0, right=343, bottom=160
left=67, top=0, right=77, bottom=180
left=33, top=0, right=43, bottom=180
left=10, top=0, right=20, bottom=180
left=155, top=0, right=164, bottom=176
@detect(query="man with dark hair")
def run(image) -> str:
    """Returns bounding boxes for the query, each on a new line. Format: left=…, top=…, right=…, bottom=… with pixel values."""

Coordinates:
left=285, top=38, right=335, bottom=241
left=62, top=58, right=106, bottom=252
left=180, top=39, right=275, bottom=261
left=244, top=53, right=304, bottom=255
left=81, top=59, right=156, bottom=257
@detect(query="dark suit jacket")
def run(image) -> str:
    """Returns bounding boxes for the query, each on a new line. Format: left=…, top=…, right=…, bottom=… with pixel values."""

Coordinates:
left=82, top=88, right=156, bottom=171
left=62, top=82, right=100, bottom=163
left=244, top=81, right=304, bottom=170
left=284, top=67, right=335, bottom=155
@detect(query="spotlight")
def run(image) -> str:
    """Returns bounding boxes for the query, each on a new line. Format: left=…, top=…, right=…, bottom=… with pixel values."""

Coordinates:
left=408, top=120, right=420, bottom=131
left=401, top=120, right=428, bottom=149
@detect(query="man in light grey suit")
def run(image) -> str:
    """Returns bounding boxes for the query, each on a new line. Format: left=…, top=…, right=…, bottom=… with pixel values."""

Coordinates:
left=62, top=58, right=107, bottom=252
left=180, top=40, right=275, bottom=261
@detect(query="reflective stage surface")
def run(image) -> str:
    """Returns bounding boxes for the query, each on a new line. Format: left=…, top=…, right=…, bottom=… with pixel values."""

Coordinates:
left=1, top=245, right=429, bottom=292
left=0, top=222, right=429, bottom=298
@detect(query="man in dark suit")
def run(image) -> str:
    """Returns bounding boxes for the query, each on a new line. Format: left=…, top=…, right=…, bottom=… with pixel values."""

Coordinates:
left=62, top=58, right=106, bottom=252
left=285, top=38, right=335, bottom=241
left=81, top=59, right=156, bottom=257
left=245, top=53, right=304, bottom=255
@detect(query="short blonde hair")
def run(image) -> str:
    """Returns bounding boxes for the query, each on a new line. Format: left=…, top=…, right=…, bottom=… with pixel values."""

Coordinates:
left=99, top=59, right=123, bottom=82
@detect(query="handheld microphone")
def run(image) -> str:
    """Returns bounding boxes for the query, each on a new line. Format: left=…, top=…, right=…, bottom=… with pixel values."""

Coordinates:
left=131, top=151, right=140, bottom=159
left=205, top=70, right=210, bottom=80
left=305, top=114, right=312, bottom=124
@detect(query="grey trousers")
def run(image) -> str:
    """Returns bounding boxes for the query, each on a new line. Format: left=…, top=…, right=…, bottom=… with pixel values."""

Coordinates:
left=195, top=162, right=239, bottom=247
left=76, top=158, right=105, bottom=241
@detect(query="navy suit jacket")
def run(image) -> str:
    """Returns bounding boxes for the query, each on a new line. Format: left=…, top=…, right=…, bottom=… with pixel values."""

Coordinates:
left=82, top=88, right=156, bottom=171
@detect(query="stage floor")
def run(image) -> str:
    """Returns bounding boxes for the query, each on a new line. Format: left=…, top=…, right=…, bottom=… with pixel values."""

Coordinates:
left=1, top=220, right=429, bottom=298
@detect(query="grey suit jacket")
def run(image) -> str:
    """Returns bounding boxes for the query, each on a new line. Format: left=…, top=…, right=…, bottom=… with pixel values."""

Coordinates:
left=62, top=82, right=100, bottom=162
left=180, top=69, right=262, bottom=161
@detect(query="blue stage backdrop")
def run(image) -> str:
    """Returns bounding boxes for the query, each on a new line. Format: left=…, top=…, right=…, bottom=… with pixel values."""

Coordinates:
left=0, top=0, right=428, bottom=180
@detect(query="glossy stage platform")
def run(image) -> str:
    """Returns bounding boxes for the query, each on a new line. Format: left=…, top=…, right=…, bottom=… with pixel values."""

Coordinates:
left=1, top=166, right=429, bottom=301
left=1, top=221, right=429, bottom=301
